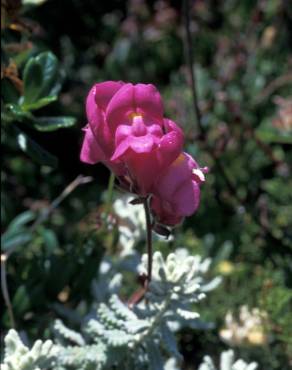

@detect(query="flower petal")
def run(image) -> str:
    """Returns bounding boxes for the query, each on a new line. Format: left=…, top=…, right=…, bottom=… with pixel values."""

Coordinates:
left=151, top=196, right=183, bottom=226
left=174, top=181, right=200, bottom=216
left=125, top=151, right=160, bottom=194
left=129, top=135, right=156, bottom=153
left=94, top=81, right=124, bottom=110
left=106, top=83, right=164, bottom=129
left=86, top=85, right=104, bottom=129
left=154, top=153, right=191, bottom=199
left=80, top=126, right=106, bottom=164
left=156, top=119, right=184, bottom=170
left=111, top=137, right=131, bottom=161
left=86, top=82, right=124, bottom=148
left=158, top=130, right=183, bottom=166
left=134, top=83, right=164, bottom=119
left=112, top=134, right=156, bottom=161
left=115, top=124, right=133, bottom=144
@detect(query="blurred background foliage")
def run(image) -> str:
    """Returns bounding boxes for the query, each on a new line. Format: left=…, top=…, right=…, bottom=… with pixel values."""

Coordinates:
left=1, top=0, right=292, bottom=369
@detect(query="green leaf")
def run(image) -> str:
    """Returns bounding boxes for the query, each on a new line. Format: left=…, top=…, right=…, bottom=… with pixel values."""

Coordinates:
left=22, top=51, right=61, bottom=109
left=22, top=56, right=43, bottom=104
left=12, top=286, right=31, bottom=315
left=21, top=95, right=58, bottom=111
left=16, top=130, right=58, bottom=167
left=40, top=229, right=59, bottom=252
left=7, top=211, right=35, bottom=234
left=33, top=116, right=76, bottom=132
left=1, top=232, right=32, bottom=252
left=1, top=212, right=35, bottom=252
left=36, top=52, right=61, bottom=96
left=5, top=103, right=35, bottom=122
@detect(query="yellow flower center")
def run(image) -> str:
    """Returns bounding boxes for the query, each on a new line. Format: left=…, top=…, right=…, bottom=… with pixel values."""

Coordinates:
left=128, top=112, right=143, bottom=121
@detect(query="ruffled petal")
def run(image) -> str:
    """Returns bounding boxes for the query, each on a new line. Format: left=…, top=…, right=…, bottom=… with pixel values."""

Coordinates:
left=106, top=83, right=164, bottom=129
left=86, top=82, right=124, bottom=151
left=129, top=135, right=156, bottom=153
left=80, top=126, right=106, bottom=164
left=86, top=85, right=104, bottom=129
left=115, top=125, right=133, bottom=145
left=86, top=86, right=116, bottom=157
left=154, top=153, right=191, bottom=199
left=174, top=181, right=200, bottom=216
left=163, top=118, right=184, bottom=140
left=105, top=83, right=134, bottom=128
left=192, top=168, right=206, bottom=183
left=111, top=137, right=132, bottom=161
left=184, top=152, right=200, bottom=171
left=94, top=81, right=124, bottom=110
left=112, top=134, right=156, bottom=161
left=134, top=83, right=164, bottom=119
left=150, top=151, right=204, bottom=225
left=147, top=123, right=163, bottom=137
left=158, top=130, right=183, bottom=166
left=155, top=119, right=184, bottom=171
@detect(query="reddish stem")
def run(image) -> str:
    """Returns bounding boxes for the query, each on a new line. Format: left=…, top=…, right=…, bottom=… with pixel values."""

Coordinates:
left=143, top=197, right=153, bottom=287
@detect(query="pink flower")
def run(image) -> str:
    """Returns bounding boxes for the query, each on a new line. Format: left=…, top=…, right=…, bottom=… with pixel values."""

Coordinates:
left=80, top=81, right=208, bottom=225
left=81, top=81, right=183, bottom=193
left=80, top=81, right=126, bottom=175
left=151, top=152, right=208, bottom=226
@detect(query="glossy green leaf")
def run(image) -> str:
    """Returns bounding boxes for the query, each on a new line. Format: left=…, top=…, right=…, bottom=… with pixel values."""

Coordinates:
left=33, top=116, right=76, bottom=132
left=16, top=130, right=58, bottom=167
left=21, top=95, right=58, bottom=111
left=22, top=57, right=43, bottom=104
left=22, top=51, right=61, bottom=109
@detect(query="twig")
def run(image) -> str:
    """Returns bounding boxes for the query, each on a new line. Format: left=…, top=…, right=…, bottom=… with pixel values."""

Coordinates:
left=30, top=174, right=93, bottom=231
left=127, top=196, right=153, bottom=308
left=127, top=286, right=147, bottom=308
left=254, top=73, right=292, bottom=106
left=1, top=254, right=15, bottom=328
left=143, top=197, right=153, bottom=286
left=182, top=0, right=205, bottom=136
left=182, top=0, right=243, bottom=205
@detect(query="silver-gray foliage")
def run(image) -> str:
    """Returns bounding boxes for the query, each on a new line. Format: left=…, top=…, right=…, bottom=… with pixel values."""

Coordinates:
left=1, top=329, right=57, bottom=370
left=198, top=350, right=258, bottom=370
left=1, top=250, right=223, bottom=370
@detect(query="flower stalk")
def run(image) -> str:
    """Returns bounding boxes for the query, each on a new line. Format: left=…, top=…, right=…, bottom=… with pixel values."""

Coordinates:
left=142, top=196, right=153, bottom=286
